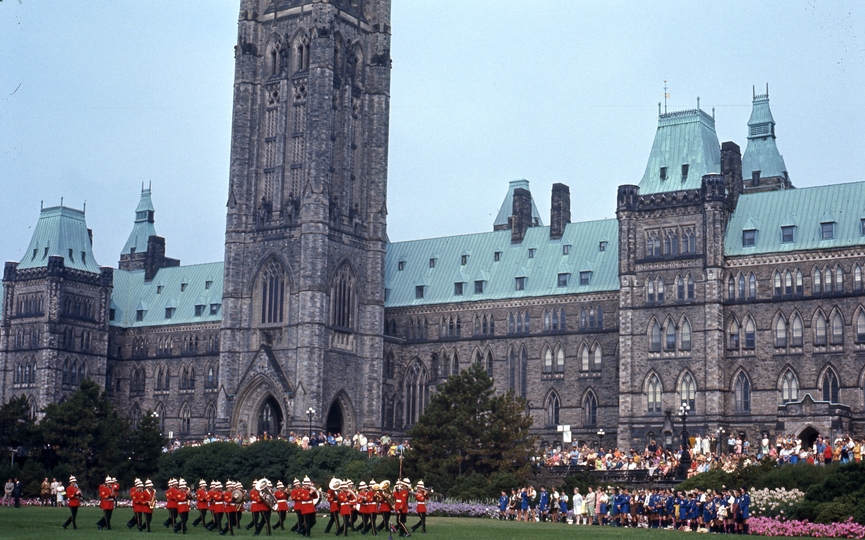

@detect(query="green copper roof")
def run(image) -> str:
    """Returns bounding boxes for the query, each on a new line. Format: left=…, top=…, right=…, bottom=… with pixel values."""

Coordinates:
left=725, top=181, right=865, bottom=256
left=638, top=107, right=721, bottom=195
left=741, top=92, right=788, bottom=182
left=110, top=262, right=223, bottom=327
left=385, top=219, right=619, bottom=308
left=17, top=205, right=101, bottom=273
left=121, top=188, right=158, bottom=256
left=493, top=179, right=543, bottom=229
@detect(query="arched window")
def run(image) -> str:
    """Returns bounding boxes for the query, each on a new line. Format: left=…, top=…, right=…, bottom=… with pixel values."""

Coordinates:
left=543, top=311, right=550, bottom=332
left=775, top=315, right=787, bottom=347
left=738, top=274, right=746, bottom=299
left=855, top=265, right=863, bottom=292
left=155, top=403, right=165, bottom=433
left=130, top=404, right=142, bottom=429
left=555, top=347, right=565, bottom=374
left=597, top=306, right=603, bottom=328
left=592, top=344, right=602, bottom=371
left=822, top=370, right=839, bottom=404
left=259, top=260, right=286, bottom=324
left=156, top=367, right=163, bottom=391
left=580, top=344, right=590, bottom=371
left=520, top=347, right=528, bottom=398
left=15, top=363, right=22, bottom=384
left=508, top=313, right=515, bottom=334
left=330, top=263, right=356, bottom=331
left=650, top=320, right=661, bottom=352
left=646, top=374, right=662, bottom=413
left=516, top=313, right=523, bottom=333
left=785, top=270, right=793, bottom=296
left=583, top=392, right=598, bottom=427
left=657, top=278, right=665, bottom=302
left=546, top=393, right=560, bottom=426
left=813, top=266, right=822, bottom=294
left=687, top=274, right=695, bottom=300
left=523, top=312, right=530, bottom=333
left=831, top=312, right=844, bottom=344
left=744, top=317, right=756, bottom=349
left=791, top=314, right=804, bottom=347
left=62, top=360, right=69, bottom=385
left=647, top=279, right=655, bottom=303
left=551, top=310, right=559, bottom=331
left=728, top=276, right=735, bottom=300
left=665, top=320, right=676, bottom=351
left=206, top=404, right=216, bottom=434
left=856, top=311, right=865, bottom=343
left=474, top=316, right=480, bottom=336
left=452, top=352, right=459, bottom=375
left=543, top=348, right=553, bottom=374
left=508, top=348, right=517, bottom=392
left=486, top=350, right=493, bottom=376
left=680, top=319, right=692, bottom=351
left=679, top=373, right=696, bottom=411
left=815, top=312, right=827, bottom=345
left=835, top=266, right=844, bottom=293
left=181, top=366, right=189, bottom=390
left=734, top=372, right=751, bottom=413
left=781, top=370, right=799, bottom=404
left=677, top=275, right=685, bottom=301
left=580, top=308, right=587, bottom=329
left=489, top=315, right=495, bottom=335
left=796, top=269, right=803, bottom=295
left=455, top=316, right=461, bottom=338
left=132, top=369, right=141, bottom=394
left=825, top=266, right=833, bottom=294
left=404, top=361, right=430, bottom=427
left=749, top=273, right=757, bottom=299
left=180, top=403, right=191, bottom=434
left=207, top=365, right=215, bottom=388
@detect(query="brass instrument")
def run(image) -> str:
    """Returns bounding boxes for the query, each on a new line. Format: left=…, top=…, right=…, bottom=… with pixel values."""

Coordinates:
left=260, top=486, right=279, bottom=512
left=309, top=487, right=322, bottom=507
left=148, top=488, right=157, bottom=509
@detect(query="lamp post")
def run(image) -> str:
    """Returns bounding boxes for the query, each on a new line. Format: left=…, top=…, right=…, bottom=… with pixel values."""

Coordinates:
left=306, top=407, right=315, bottom=439
left=597, top=428, right=605, bottom=452
left=663, top=411, right=674, bottom=451
left=716, top=427, right=725, bottom=456
left=676, top=404, right=691, bottom=481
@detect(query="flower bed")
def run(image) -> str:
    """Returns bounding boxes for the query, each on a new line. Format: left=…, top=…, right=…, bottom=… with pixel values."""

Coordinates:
left=750, top=516, right=865, bottom=538
left=751, top=487, right=806, bottom=518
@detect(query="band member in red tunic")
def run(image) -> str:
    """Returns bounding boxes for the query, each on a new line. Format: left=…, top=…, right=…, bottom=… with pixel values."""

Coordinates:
left=289, top=478, right=305, bottom=535
left=356, top=481, right=370, bottom=534
left=300, top=477, right=318, bottom=537
left=253, top=479, right=274, bottom=536
left=247, top=479, right=262, bottom=531
left=127, top=478, right=145, bottom=529
left=364, top=482, right=380, bottom=535
left=164, top=478, right=179, bottom=529
left=410, top=481, right=428, bottom=533
left=221, top=480, right=239, bottom=535
left=337, top=481, right=356, bottom=536
left=324, top=478, right=341, bottom=534
left=393, top=479, right=411, bottom=537
left=141, top=479, right=156, bottom=532
left=209, top=481, right=225, bottom=533
left=96, top=476, right=117, bottom=530
left=376, top=480, right=393, bottom=533
left=62, top=476, right=82, bottom=530
left=193, top=479, right=209, bottom=528
left=275, top=480, right=289, bottom=531
left=174, top=479, right=191, bottom=534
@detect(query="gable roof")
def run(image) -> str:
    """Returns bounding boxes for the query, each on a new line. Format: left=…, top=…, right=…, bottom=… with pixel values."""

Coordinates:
left=17, top=205, right=101, bottom=273
left=725, top=181, right=865, bottom=256
left=385, top=219, right=619, bottom=308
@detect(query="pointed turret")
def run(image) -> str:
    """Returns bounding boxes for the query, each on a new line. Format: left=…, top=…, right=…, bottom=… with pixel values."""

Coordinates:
left=118, top=186, right=179, bottom=279
left=741, top=86, right=791, bottom=191
left=492, top=179, right=543, bottom=231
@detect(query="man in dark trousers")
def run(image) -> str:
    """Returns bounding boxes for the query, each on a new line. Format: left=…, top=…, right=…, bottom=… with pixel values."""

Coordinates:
left=13, top=478, right=22, bottom=508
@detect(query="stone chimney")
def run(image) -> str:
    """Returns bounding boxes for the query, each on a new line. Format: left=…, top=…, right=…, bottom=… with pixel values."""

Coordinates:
left=510, top=188, right=532, bottom=244
left=549, top=183, right=571, bottom=240
left=721, top=141, right=743, bottom=211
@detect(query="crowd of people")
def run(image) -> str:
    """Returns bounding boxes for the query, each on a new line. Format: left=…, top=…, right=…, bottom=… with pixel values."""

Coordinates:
left=497, top=484, right=752, bottom=534
left=162, top=431, right=411, bottom=458
left=57, top=473, right=429, bottom=537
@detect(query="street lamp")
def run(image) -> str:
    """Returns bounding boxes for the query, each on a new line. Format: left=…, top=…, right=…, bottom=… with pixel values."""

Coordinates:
left=676, top=404, right=691, bottom=481
left=306, top=407, right=315, bottom=439
left=597, top=428, right=605, bottom=451
left=663, top=411, right=674, bottom=451
left=716, top=427, right=725, bottom=456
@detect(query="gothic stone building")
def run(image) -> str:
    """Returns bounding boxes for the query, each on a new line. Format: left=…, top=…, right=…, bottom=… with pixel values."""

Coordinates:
left=3, top=1, right=865, bottom=451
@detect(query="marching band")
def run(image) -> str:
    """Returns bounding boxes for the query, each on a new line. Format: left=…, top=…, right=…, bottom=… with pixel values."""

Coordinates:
left=59, top=474, right=431, bottom=537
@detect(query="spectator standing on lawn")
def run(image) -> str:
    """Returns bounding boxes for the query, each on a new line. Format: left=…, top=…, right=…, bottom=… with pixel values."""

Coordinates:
left=3, top=478, right=13, bottom=507
left=13, top=478, right=22, bottom=508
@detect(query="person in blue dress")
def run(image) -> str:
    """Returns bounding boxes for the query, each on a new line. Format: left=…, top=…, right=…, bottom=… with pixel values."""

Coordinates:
left=498, top=491, right=509, bottom=520
left=619, top=489, right=631, bottom=527
left=558, top=492, right=568, bottom=523
left=538, top=486, right=550, bottom=522
left=519, top=487, right=529, bottom=522
left=597, top=487, right=609, bottom=526
left=736, top=487, right=751, bottom=535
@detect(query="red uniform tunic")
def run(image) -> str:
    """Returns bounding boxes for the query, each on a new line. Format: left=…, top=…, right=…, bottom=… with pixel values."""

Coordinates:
left=196, top=488, right=208, bottom=510
left=166, top=486, right=178, bottom=510
left=142, top=489, right=155, bottom=514
left=177, top=489, right=190, bottom=514
left=225, top=490, right=243, bottom=515
left=378, top=492, right=391, bottom=513
left=131, top=488, right=143, bottom=513
left=250, top=488, right=266, bottom=513
left=290, top=487, right=303, bottom=512
left=275, top=489, right=289, bottom=512
left=393, top=489, right=408, bottom=514
left=414, top=491, right=427, bottom=514
left=66, top=485, right=81, bottom=508
left=99, top=484, right=115, bottom=510
left=364, top=490, right=377, bottom=514
left=327, top=489, right=339, bottom=513
left=211, top=489, right=224, bottom=514
left=299, top=488, right=316, bottom=515
left=338, top=490, right=355, bottom=516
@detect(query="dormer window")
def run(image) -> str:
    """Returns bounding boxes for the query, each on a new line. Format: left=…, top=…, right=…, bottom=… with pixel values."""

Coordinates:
left=742, top=230, right=756, bottom=247
left=660, top=167, right=667, bottom=181
left=821, top=222, right=835, bottom=240
left=599, top=241, right=607, bottom=252
left=165, top=307, right=175, bottom=319
left=528, top=248, right=536, bottom=259
left=32, top=248, right=37, bottom=261
left=157, top=285, right=164, bottom=294
left=129, top=247, right=136, bottom=255
left=752, top=171, right=761, bottom=186
left=109, top=308, right=116, bottom=321
left=136, top=309, right=145, bottom=322
left=181, top=282, right=188, bottom=292
left=68, top=248, right=75, bottom=262
left=205, top=280, right=212, bottom=289
left=681, top=164, right=689, bottom=182
left=563, top=245, right=571, bottom=255
left=474, top=280, right=484, bottom=294
left=454, top=282, right=464, bottom=296
left=558, top=273, right=570, bottom=287
left=461, top=254, right=468, bottom=265
left=515, top=277, right=526, bottom=291
left=195, top=305, right=205, bottom=317
left=579, top=271, right=592, bottom=286
left=398, top=261, right=406, bottom=271
left=494, top=251, right=501, bottom=262
left=210, top=303, right=220, bottom=315
left=781, top=226, right=795, bottom=243
left=429, top=258, right=436, bottom=268
left=861, top=218, right=865, bottom=236
left=415, top=285, right=425, bottom=299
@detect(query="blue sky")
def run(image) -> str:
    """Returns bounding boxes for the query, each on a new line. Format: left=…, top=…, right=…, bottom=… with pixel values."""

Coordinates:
left=1, top=1, right=863, bottom=267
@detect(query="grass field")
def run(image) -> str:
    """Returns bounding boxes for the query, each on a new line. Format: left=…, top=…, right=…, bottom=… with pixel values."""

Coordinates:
left=0, top=506, right=806, bottom=539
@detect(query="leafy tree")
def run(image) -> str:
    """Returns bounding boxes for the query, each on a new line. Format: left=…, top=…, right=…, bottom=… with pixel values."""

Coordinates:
left=130, top=410, right=167, bottom=481
left=406, top=362, right=535, bottom=498
left=40, top=379, right=132, bottom=492
left=0, top=395, right=37, bottom=450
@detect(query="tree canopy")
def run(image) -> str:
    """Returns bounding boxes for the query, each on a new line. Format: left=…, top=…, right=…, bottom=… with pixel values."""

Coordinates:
left=406, top=362, right=535, bottom=498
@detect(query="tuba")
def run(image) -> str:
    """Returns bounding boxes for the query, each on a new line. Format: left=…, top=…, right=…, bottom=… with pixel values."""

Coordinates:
left=310, top=486, right=322, bottom=507
left=260, top=486, right=279, bottom=512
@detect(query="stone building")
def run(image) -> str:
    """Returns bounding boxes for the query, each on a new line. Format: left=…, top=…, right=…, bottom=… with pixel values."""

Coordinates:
left=2, top=2, right=865, bottom=451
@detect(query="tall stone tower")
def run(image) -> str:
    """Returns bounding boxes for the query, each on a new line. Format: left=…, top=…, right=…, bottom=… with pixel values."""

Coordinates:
left=218, top=0, right=391, bottom=438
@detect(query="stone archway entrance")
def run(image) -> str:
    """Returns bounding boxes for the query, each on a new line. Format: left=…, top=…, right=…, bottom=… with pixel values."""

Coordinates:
left=325, top=391, right=356, bottom=438
left=799, top=426, right=820, bottom=449
left=258, top=395, right=283, bottom=437
left=326, top=401, right=343, bottom=435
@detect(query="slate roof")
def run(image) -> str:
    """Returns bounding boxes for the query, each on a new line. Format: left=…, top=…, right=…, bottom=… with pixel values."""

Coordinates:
left=741, top=93, right=788, bottom=181
left=17, top=205, right=101, bottom=273
left=638, top=108, right=721, bottom=195
left=110, top=262, right=224, bottom=328
left=493, top=179, right=543, bottom=229
left=384, top=219, right=619, bottom=308
left=725, top=181, right=865, bottom=256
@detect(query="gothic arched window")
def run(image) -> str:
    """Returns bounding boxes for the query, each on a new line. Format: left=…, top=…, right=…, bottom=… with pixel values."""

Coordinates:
left=680, top=319, right=692, bottom=351
left=822, top=370, right=839, bottom=404
left=831, top=312, right=844, bottom=344
left=206, top=404, right=216, bottom=434
left=259, top=260, right=286, bottom=324
left=856, top=310, right=865, bottom=343
left=486, top=350, right=493, bottom=376
left=555, top=347, right=565, bottom=374
left=583, top=392, right=598, bottom=427
left=775, top=315, right=787, bottom=347
left=781, top=370, right=798, bottom=404
left=679, top=373, right=696, bottom=412
left=791, top=314, right=804, bottom=346
left=180, top=403, right=191, bottom=434
left=592, top=344, right=601, bottom=371
left=546, top=393, right=560, bottom=426
left=331, top=264, right=356, bottom=331
left=646, top=374, right=662, bottom=413
left=814, top=312, right=828, bottom=345
left=543, top=347, right=553, bottom=374
left=649, top=320, right=661, bottom=352
left=734, top=372, right=751, bottom=413
left=404, top=361, right=430, bottom=427
left=580, top=344, right=590, bottom=371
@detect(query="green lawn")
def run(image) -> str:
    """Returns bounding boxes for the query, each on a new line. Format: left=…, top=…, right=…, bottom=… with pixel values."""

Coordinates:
left=0, top=506, right=805, bottom=539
